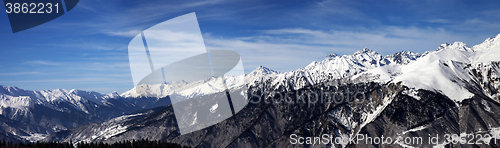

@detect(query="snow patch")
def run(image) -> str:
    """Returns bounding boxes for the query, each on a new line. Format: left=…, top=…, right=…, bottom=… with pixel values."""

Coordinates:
left=401, top=89, right=421, bottom=100
left=209, top=103, right=218, bottom=113
left=19, top=133, right=48, bottom=142
left=482, top=100, right=493, bottom=113
left=402, top=125, right=427, bottom=135
left=191, top=112, right=197, bottom=126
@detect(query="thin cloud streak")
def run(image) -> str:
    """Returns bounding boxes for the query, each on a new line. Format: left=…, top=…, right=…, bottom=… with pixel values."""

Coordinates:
left=0, top=72, right=40, bottom=76
left=47, top=42, right=128, bottom=51
left=24, top=60, right=62, bottom=66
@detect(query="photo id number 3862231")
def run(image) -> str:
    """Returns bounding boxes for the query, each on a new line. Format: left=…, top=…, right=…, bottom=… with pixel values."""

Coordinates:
left=5, top=3, right=59, bottom=14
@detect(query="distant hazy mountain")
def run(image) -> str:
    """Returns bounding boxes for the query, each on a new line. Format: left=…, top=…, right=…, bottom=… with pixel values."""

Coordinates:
left=0, top=86, right=141, bottom=142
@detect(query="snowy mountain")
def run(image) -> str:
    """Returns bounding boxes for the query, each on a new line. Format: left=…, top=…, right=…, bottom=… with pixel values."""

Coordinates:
left=384, top=50, right=422, bottom=65
left=120, top=67, right=258, bottom=105
left=119, top=47, right=420, bottom=99
left=248, top=65, right=281, bottom=77
left=0, top=86, right=120, bottom=113
left=242, top=47, right=424, bottom=92
left=357, top=34, right=500, bottom=102
left=45, top=33, right=500, bottom=148
left=0, top=86, right=140, bottom=142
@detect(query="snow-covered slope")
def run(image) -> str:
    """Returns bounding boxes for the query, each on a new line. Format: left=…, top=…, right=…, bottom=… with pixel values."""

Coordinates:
left=385, top=50, right=422, bottom=65
left=0, top=85, right=140, bottom=142
left=360, top=33, right=500, bottom=102
left=0, top=94, right=32, bottom=110
left=471, top=35, right=500, bottom=65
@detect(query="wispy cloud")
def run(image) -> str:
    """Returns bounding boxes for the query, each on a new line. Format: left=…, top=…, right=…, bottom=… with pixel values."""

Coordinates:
left=314, top=0, right=365, bottom=18
left=24, top=60, right=62, bottom=66
left=106, top=30, right=143, bottom=37
left=459, top=18, right=500, bottom=31
left=257, top=27, right=472, bottom=52
left=424, top=19, right=451, bottom=24
left=0, top=72, right=40, bottom=76
left=47, top=41, right=128, bottom=51
left=24, top=59, right=130, bottom=72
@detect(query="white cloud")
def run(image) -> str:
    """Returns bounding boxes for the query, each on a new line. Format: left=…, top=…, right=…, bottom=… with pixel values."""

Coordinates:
left=0, top=72, right=40, bottom=76
left=106, top=30, right=143, bottom=37
left=47, top=41, right=127, bottom=51
left=460, top=18, right=500, bottom=31
left=424, top=19, right=450, bottom=24
left=25, top=60, right=62, bottom=66
left=314, top=0, right=366, bottom=19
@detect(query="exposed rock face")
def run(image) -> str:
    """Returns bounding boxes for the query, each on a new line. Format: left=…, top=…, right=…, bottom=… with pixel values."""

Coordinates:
left=46, top=71, right=500, bottom=147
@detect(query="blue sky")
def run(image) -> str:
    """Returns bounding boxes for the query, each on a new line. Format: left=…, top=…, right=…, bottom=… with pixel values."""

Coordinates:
left=0, top=0, right=499, bottom=94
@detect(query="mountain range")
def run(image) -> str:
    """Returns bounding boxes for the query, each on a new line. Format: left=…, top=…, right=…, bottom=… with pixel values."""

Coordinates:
left=1, top=33, right=500, bottom=147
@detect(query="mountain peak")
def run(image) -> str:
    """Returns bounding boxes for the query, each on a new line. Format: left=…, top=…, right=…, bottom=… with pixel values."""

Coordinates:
left=106, top=91, right=121, bottom=99
left=354, top=48, right=378, bottom=55
left=326, top=52, right=338, bottom=58
left=438, top=41, right=472, bottom=52
left=385, top=50, right=422, bottom=65
left=249, top=66, right=280, bottom=76
left=391, top=50, right=420, bottom=56
left=472, top=32, right=500, bottom=51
